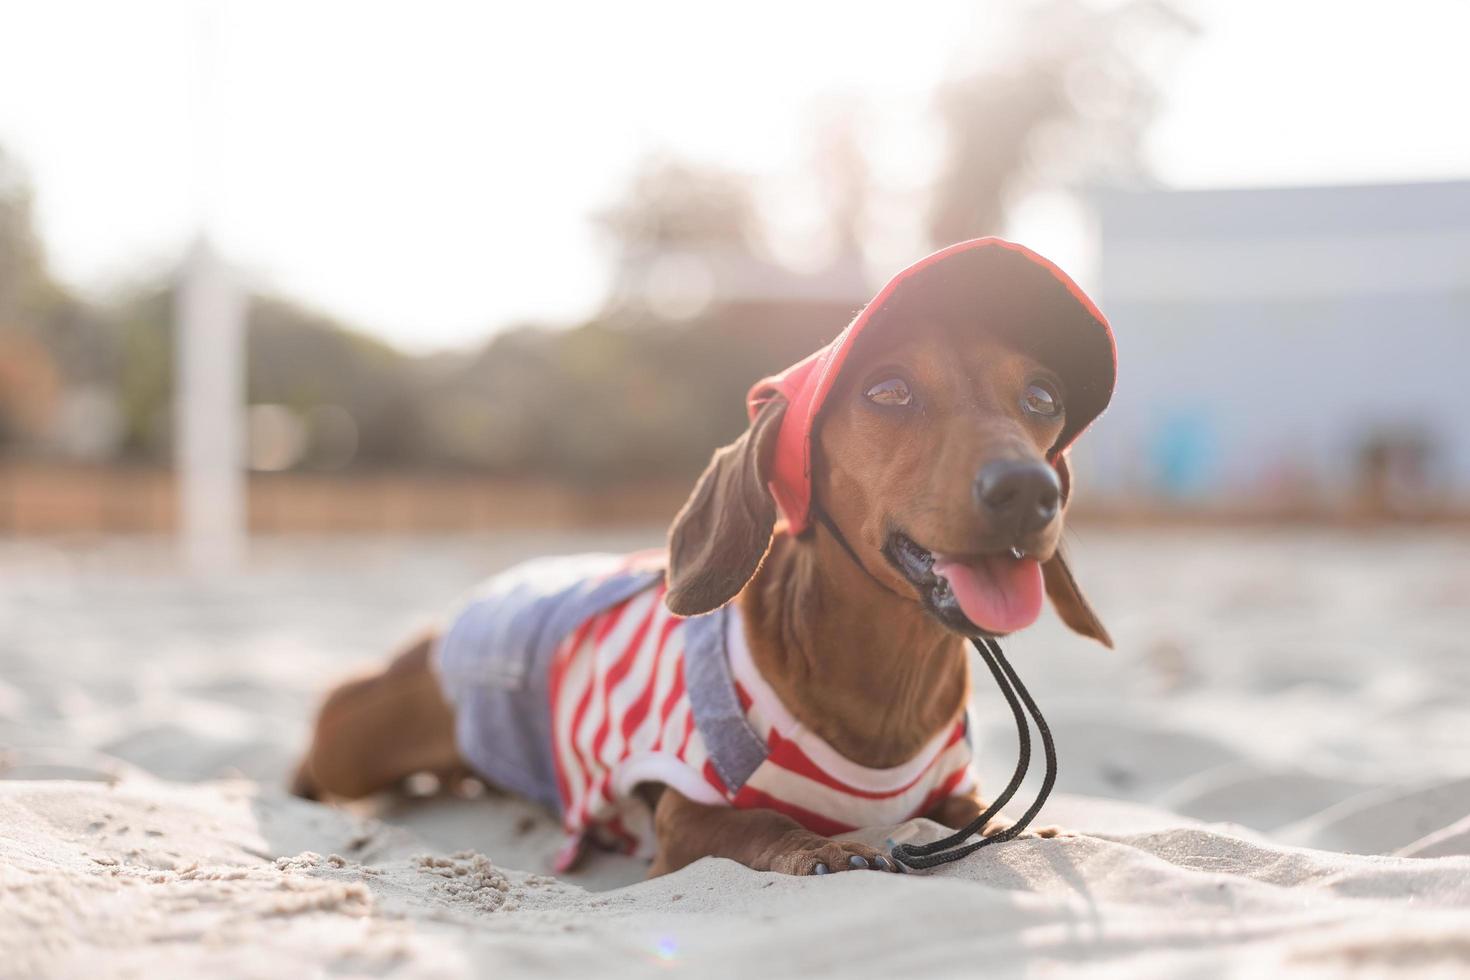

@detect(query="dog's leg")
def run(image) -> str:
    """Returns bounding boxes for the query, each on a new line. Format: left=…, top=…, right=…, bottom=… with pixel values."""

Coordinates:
left=291, top=631, right=465, bottom=800
left=648, top=787, right=903, bottom=877
left=924, top=790, right=1065, bottom=839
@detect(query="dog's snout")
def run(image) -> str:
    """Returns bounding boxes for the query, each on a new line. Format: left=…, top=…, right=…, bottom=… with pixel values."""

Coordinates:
left=974, top=459, right=1061, bottom=534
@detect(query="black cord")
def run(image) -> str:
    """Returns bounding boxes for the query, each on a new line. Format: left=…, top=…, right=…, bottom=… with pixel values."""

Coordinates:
left=810, top=506, right=894, bottom=594
left=891, top=637, right=1029, bottom=865
left=806, top=502, right=1060, bottom=871
left=890, top=637, right=1057, bottom=871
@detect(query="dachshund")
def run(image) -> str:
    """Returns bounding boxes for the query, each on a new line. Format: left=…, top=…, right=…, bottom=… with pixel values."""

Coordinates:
left=291, top=238, right=1116, bottom=877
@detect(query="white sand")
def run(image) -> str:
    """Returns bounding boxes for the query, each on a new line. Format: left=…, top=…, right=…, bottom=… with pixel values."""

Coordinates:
left=3, top=528, right=1469, bottom=977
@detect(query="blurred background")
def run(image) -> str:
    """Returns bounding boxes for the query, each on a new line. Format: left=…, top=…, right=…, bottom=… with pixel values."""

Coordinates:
left=2, top=1, right=1469, bottom=870
left=3, top=0, right=1467, bottom=546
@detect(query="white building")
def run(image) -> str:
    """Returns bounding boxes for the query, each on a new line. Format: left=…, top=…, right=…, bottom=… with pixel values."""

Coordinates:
left=1079, top=180, right=1470, bottom=512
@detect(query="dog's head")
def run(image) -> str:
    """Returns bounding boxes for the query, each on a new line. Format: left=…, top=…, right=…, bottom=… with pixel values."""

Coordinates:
left=665, top=239, right=1115, bottom=647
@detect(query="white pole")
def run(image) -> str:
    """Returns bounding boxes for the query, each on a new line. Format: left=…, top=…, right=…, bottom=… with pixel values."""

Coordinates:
left=174, top=236, right=246, bottom=573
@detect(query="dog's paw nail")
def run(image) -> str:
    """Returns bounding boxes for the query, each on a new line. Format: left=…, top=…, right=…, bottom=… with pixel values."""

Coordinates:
left=812, top=863, right=829, bottom=876
left=872, top=856, right=891, bottom=871
left=848, top=854, right=869, bottom=869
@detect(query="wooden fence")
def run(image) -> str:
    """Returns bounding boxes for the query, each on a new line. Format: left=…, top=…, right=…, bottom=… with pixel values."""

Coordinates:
left=0, top=463, right=689, bottom=535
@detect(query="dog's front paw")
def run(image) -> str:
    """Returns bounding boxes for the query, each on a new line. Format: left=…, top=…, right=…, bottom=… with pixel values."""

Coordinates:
left=981, top=816, right=1071, bottom=839
left=761, top=832, right=903, bottom=876
left=1029, top=825, right=1071, bottom=839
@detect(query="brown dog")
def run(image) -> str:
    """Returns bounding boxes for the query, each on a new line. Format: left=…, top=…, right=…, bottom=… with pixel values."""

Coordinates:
left=293, top=239, right=1115, bottom=877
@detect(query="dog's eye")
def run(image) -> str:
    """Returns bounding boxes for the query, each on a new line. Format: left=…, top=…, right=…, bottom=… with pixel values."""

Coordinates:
left=865, top=377, right=912, bottom=407
left=1022, top=381, right=1062, bottom=419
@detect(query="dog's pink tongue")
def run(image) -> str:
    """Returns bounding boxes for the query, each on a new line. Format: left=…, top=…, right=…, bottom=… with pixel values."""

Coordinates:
left=932, top=554, right=1045, bottom=634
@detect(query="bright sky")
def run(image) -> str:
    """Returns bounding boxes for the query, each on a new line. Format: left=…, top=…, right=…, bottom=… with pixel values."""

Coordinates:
left=1, top=0, right=1467, bottom=351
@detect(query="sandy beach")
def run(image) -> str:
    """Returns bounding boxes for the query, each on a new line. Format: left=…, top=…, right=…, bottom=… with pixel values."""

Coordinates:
left=4, top=527, right=1469, bottom=977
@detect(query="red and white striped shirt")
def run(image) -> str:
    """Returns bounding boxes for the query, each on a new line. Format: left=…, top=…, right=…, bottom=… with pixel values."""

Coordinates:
left=547, top=577, right=977, bottom=862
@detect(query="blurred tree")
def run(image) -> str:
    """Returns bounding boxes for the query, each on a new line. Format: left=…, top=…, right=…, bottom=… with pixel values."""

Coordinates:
left=438, top=303, right=843, bottom=486
left=812, top=103, right=870, bottom=261
left=246, top=297, right=430, bottom=468
left=108, top=287, right=437, bottom=468
left=595, top=156, right=767, bottom=319
left=0, top=149, right=120, bottom=455
left=0, top=149, right=60, bottom=327
left=429, top=153, right=864, bottom=485
left=928, top=0, right=1192, bottom=244
left=111, top=288, right=172, bottom=458
left=597, top=155, right=762, bottom=258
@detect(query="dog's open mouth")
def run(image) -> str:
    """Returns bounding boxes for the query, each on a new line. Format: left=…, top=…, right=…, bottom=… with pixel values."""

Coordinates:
left=885, top=532, right=1045, bottom=636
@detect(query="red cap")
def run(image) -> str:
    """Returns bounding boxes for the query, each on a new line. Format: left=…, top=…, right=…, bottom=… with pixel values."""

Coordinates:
left=748, top=237, right=1117, bottom=534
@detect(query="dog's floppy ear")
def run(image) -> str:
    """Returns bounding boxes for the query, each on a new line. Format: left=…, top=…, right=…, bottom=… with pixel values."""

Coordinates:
left=1042, top=453, right=1113, bottom=648
left=665, top=397, right=787, bottom=616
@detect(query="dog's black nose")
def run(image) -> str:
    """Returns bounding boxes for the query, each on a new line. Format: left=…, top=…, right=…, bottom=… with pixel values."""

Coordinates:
left=975, top=459, right=1061, bottom=534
